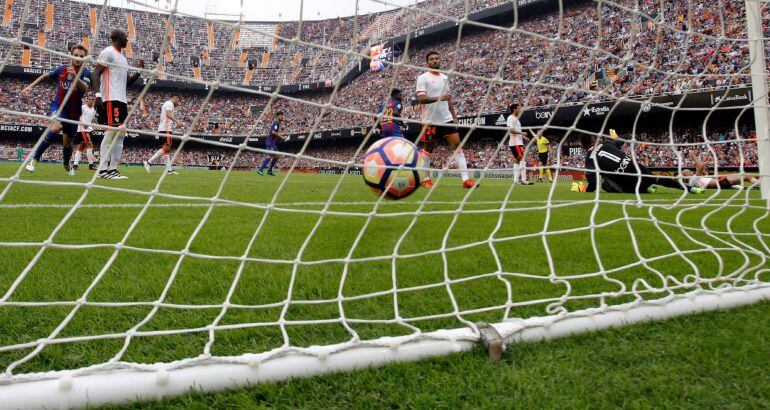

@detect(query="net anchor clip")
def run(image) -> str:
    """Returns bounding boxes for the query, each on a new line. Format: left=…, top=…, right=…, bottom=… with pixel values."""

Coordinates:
left=476, top=322, right=504, bottom=363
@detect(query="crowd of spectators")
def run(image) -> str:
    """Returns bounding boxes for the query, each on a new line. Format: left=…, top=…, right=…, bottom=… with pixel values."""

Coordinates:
left=0, top=0, right=761, bottom=113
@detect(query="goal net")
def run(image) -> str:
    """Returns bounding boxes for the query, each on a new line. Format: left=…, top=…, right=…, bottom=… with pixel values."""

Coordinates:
left=0, top=0, right=769, bottom=407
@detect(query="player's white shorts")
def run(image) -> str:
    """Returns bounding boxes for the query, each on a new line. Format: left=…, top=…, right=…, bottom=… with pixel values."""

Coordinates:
left=689, top=176, right=712, bottom=189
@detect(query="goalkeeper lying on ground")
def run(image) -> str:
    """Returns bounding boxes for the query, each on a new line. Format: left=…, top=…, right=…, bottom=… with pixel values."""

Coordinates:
left=573, top=134, right=698, bottom=194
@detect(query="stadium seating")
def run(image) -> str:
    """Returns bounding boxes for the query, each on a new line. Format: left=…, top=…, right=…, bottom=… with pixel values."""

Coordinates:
left=0, top=0, right=759, bottom=168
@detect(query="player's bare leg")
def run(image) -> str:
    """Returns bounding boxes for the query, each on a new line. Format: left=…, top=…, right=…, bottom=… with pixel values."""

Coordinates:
left=73, top=140, right=94, bottom=170
left=84, top=141, right=96, bottom=170
left=418, top=134, right=436, bottom=187
left=73, top=142, right=85, bottom=170
left=446, top=132, right=476, bottom=188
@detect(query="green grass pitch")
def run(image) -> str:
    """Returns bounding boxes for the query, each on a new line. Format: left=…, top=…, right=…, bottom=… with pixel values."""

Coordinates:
left=0, top=162, right=768, bottom=408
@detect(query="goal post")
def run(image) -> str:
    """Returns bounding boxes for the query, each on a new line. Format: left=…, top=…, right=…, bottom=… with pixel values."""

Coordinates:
left=745, top=0, right=770, bottom=200
left=1, top=0, right=770, bottom=407
left=3, top=286, right=770, bottom=409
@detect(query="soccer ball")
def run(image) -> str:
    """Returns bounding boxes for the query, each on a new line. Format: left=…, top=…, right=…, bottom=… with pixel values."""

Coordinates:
left=362, top=137, right=424, bottom=199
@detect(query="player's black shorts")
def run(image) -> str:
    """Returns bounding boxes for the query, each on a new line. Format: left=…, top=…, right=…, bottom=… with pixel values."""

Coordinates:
left=509, top=145, right=525, bottom=161
left=420, top=122, right=459, bottom=143
left=98, top=101, right=128, bottom=127
left=538, top=152, right=549, bottom=165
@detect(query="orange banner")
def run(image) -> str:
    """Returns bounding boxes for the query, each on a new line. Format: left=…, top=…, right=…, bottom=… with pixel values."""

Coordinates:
left=261, top=51, right=269, bottom=68
left=45, top=2, right=53, bottom=30
left=37, top=31, right=45, bottom=48
left=206, top=22, right=214, bottom=49
left=238, top=51, right=247, bottom=67
left=89, top=7, right=96, bottom=34
left=126, top=12, right=135, bottom=40
left=243, top=68, right=253, bottom=85
left=21, top=47, right=30, bottom=67
left=3, top=0, right=12, bottom=25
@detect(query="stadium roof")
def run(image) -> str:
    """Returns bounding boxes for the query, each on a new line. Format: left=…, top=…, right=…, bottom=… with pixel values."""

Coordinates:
left=77, top=0, right=418, bottom=21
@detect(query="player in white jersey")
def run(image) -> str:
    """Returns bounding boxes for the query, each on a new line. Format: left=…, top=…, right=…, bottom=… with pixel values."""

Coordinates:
left=92, top=29, right=143, bottom=180
left=506, top=103, right=533, bottom=185
left=415, top=51, right=476, bottom=189
left=73, top=95, right=96, bottom=170
left=682, top=149, right=759, bottom=190
left=143, top=95, right=183, bottom=174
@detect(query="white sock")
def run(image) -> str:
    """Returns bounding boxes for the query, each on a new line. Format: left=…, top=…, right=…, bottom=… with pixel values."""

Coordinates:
left=454, top=149, right=469, bottom=182
left=148, top=149, right=163, bottom=164
left=421, top=151, right=431, bottom=181
left=513, top=162, right=520, bottom=182
left=520, top=162, right=528, bottom=182
left=164, top=154, right=172, bottom=170
left=98, top=130, right=115, bottom=171
left=109, top=133, right=125, bottom=170
left=86, top=148, right=94, bottom=164
left=73, top=151, right=82, bottom=166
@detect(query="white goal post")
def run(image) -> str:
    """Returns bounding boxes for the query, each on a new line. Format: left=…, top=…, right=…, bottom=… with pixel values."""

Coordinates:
left=0, top=0, right=769, bottom=408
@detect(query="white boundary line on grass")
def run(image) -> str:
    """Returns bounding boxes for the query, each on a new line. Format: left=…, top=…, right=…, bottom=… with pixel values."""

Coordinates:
left=0, top=198, right=765, bottom=209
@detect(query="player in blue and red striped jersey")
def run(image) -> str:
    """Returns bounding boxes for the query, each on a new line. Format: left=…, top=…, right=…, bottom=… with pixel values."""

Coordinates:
left=378, top=88, right=404, bottom=138
left=257, top=111, right=285, bottom=176
left=21, top=44, right=91, bottom=175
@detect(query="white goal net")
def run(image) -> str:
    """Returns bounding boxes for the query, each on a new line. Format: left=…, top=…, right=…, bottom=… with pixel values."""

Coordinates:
left=0, top=0, right=769, bottom=407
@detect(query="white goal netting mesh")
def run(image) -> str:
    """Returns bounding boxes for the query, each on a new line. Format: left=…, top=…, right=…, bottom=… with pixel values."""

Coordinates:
left=0, top=0, right=769, bottom=405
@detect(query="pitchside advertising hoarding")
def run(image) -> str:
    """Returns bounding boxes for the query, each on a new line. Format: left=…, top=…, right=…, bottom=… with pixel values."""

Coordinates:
left=0, top=86, right=755, bottom=144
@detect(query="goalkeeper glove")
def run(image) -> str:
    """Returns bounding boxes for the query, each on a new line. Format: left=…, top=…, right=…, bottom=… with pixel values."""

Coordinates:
left=571, top=181, right=587, bottom=193
left=609, top=129, right=619, bottom=139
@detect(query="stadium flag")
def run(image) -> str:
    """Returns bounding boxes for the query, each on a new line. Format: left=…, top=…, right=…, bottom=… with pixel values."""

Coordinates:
left=37, top=31, right=45, bottom=48
left=126, top=12, right=135, bottom=40
left=88, top=7, right=96, bottom=34
left=271, top=25, right=280, bottom=51
left=21, top=36, right=31, bottom=67
left=139, top=98, right=147, bottom=115
left=3, top=0, right=12, bottom=25
left=82, top=35, right=89, bottom=49
left=201, top=49, right=210, bottom=66
left=238, top=51, right=247, bottom=68
left=193, top=60, right=201, bottom=80
left=232, top=26, right=240, bottom=49
left=45, top=2, right=53, bottom=31
left=157, top=61, right=165, bottom=80
left=292, top=52, right=302, bottom=67
left=369, top=43, right=392, bottom=71
left=164, top=45, right=173, bottom=63
left=162, top=18, right=175, bottom=45
left=125, top=41, right=132, bottom=58
left=206, top=22, right=214, bottom=48
left=261, top=51, right=269, bottom=68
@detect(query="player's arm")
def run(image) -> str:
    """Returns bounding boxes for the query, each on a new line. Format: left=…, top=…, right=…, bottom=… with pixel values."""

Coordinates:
left=91, top=65, right=103, bottom=105
left=71, top=68, right=90, bottom=93
left=272, top=130, right=286, bottom=141
left=20, top=72, right=51, bottom=94
left=126, top=60, right=144, bottom=88
left=447, top=99, right=458, bottom=124
left=416, top=93, right=451, bottom=105
left=689, top=149, right=705, bottom=176
left=166, top=108, right=182, bottom=126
